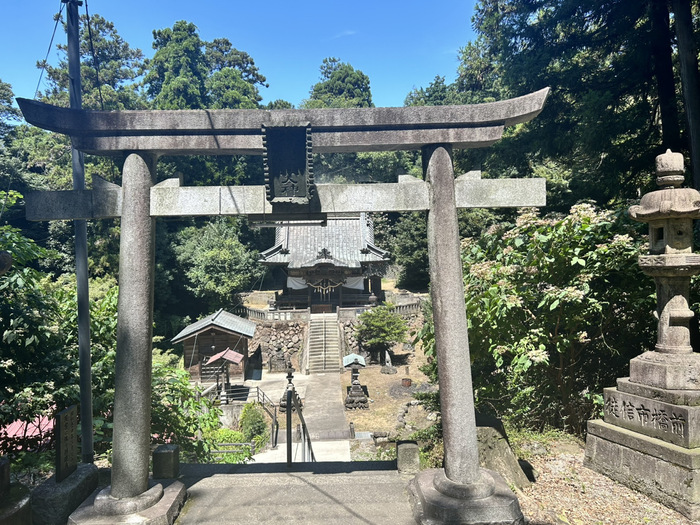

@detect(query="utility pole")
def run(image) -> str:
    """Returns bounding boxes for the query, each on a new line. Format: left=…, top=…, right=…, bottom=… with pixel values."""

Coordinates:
left=64, top=0, right=93, bottom=464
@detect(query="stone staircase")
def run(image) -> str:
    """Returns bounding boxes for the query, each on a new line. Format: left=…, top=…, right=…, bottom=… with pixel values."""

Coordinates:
left=306, top=313, right=340, bottom=373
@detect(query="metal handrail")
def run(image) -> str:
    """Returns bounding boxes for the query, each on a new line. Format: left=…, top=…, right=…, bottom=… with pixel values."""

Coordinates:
left=255, top=387, right=279, bottom=448
left=286, top=387, right=316, bottom=466
left=322, top=317, right=327, bottom=370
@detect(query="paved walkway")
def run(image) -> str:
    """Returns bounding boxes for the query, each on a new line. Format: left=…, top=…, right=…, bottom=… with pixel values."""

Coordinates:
left=252, top=371, right=352, bottom=463
left=174, top=462, right=416, bottom=525
left=173, top=370, right=420, bottom=524
left=301, top=372, right=350, bottom=440
left=250, top=439, right=351, bottom=463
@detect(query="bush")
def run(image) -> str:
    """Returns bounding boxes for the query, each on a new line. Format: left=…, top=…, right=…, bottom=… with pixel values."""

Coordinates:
left=239, top=402, right=268, bottom=443
left=419, top=204, right=656, bottom=434
left=150, top=366, right=222, bottom=461
left=204, top=428, right=252, bottom=464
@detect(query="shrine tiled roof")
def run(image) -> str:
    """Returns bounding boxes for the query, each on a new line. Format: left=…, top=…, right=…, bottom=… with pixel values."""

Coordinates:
left=171, top=309, right=256, bottom=343
left=259, top=213, right=390, bottom=269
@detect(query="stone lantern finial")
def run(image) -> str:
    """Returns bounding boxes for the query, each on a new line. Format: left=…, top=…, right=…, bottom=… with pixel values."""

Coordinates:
left=655, top=149, right=685, bottom=188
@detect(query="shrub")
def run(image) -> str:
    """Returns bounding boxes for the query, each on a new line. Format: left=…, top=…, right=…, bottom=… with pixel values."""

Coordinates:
left=419, top=204, right=655, bottom=434
left=239, top=402, right=268, bottom=443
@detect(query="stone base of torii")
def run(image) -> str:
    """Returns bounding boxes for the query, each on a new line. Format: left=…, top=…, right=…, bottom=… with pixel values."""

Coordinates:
left=18, top=91, right=548, bottom=524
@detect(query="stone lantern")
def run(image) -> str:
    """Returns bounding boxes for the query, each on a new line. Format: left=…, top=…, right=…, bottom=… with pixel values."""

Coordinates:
left=585, top=150, right=700, bottom=520
left=629, top=150, right=700, bottom=372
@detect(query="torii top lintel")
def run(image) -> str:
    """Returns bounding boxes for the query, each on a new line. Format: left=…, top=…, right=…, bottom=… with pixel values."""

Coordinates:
left=16, top=88, right=549, bottom=156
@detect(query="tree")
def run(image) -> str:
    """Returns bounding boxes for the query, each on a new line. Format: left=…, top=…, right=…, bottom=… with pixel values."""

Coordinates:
left=0, top=227, right=73, bottom=453
left=467, top=0, right=687, bottom=204
left=144, top=20, right=209, bottom=109
left=303, top=58, right=373, bottom=109
left=671, top=0, right=700, bottom=189
left=0, top=80, right=21, bottom=142
left=41, top=14, right=146, bottom=110
left=356, top=304, right=408, bottom=363
left=144, top=21, right=267, bottom=110
left=391, top=212, right=429, bottom=290
left=172, top=217, right=265, bottom=309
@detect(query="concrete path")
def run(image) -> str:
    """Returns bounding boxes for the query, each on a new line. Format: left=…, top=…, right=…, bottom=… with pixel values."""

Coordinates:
left=174, top=370, right=420, bottom=524
left=242, top=369, right=309, bottom=404
left=252, top=439, right=351, bottom=463
left=175, top=462, right=417, bottom=525
left=302, top=372, right=350, bottom=440
left=252, top=371, right=352, bottom=463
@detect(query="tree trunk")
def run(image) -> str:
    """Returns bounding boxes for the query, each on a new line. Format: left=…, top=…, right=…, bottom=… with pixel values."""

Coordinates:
left=649, top=0, right=682, bottom=151
left=672, top=0, right=700, bottom=189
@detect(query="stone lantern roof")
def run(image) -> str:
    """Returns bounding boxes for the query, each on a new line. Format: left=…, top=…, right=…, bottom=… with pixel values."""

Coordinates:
left=629, top=150, right=700, bottom=222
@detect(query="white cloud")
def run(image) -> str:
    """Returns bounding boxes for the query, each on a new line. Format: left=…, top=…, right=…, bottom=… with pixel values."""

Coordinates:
left=333, top=30, right=357, bottom=39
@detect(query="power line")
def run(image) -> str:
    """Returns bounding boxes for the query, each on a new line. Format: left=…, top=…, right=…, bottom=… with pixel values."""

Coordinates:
left=35, top=1, right=66, bottom=99
left=84, top=0, right=105, bottom=110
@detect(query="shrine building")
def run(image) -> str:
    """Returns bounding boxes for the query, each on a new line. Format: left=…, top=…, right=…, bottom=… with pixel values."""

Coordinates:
left=259, top=213, right=390, bottom=313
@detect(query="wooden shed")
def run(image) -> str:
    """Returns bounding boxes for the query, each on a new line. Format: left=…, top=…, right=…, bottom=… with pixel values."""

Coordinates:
left=172, top=309, right=256, bottom=384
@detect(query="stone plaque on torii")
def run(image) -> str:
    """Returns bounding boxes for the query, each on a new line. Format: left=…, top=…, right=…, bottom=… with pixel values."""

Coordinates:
left=18, top=90, right=548, bottom=524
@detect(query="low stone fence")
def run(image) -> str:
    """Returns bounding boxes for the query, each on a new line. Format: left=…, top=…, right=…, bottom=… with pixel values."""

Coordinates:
left=338, top=307, right=370, bottom=321
left=393, top=301, right=423, bottom=316
left=245, top=307, right=310, bottom=322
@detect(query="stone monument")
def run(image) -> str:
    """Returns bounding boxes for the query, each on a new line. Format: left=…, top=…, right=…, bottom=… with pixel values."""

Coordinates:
left=31, top=406, right=98, bottom=525
left=585, top=150, right=700, bottom=520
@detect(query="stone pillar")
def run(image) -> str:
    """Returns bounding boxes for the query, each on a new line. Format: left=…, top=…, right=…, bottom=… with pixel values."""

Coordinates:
left=424, top=144, right=479, bottom=484
left=111, top=152, right=157, bottom=499
left=408, top=145, right=523, bottom=524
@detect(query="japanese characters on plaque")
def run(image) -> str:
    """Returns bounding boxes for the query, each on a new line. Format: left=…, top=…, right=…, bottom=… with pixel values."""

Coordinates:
left=604, top=394, right=687, bottom=438
left=55, top=405, right=78, bottom=482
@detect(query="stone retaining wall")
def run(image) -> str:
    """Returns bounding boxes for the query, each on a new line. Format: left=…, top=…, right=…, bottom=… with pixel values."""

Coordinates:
left=250, top=321, right=307, bottom=370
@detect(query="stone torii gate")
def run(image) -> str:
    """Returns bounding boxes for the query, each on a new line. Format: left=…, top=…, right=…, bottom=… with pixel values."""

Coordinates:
left=18, top=90, right=548, bottom=524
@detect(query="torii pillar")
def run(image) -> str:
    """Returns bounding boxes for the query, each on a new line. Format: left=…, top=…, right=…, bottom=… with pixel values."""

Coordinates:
left=408, top=143, right=525, bottom=523
left=18, top=91, right=548, bottom=524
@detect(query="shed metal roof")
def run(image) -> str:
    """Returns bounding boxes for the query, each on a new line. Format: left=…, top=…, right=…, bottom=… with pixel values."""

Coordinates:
left=171, top=309, right=256, bottom=344
left=259, top=213, right=390, bottom=269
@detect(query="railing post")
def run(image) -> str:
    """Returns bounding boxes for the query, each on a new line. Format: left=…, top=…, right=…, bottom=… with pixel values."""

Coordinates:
left=286, top=389, right=293, bottom=467
left=302, top=422, right=306, bottom=463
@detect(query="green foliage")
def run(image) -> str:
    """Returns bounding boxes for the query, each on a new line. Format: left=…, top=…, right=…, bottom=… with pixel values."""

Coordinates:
left=467, top=0, right=678, bottom=203
left=356, top=304, right=408, bottom=357
left=151, top=365, right=222, bottom=462
left=144, top=21, right=265, bottom=110
left=172, top=217, right=265, bottom=309
left=204, top=428, right=252, bottom=464
left=304, top=57, right=373, bottom=109
left=40, top=14, right=146, bottom=110
left=421, top=204, right=655, bottom=434
left=208, top=428, right=246, bottom=443
left=0, top=227, right=76, bottom=453
left=392, top=213, right=429, bottom=290
left=239, top=402, right=268, bottom=443
left=0, top=79, right=21, bottom=142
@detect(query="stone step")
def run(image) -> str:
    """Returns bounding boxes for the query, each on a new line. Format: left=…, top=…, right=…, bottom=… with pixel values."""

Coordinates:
left=306, top=316, right=341, bottom=374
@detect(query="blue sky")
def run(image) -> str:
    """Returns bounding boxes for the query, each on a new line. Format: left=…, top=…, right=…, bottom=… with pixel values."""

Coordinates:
left=2, top=0, right=477, bottom=109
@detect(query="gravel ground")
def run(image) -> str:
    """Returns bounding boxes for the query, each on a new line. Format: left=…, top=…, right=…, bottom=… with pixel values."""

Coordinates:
left=518, top=441, right=693, bottom=525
